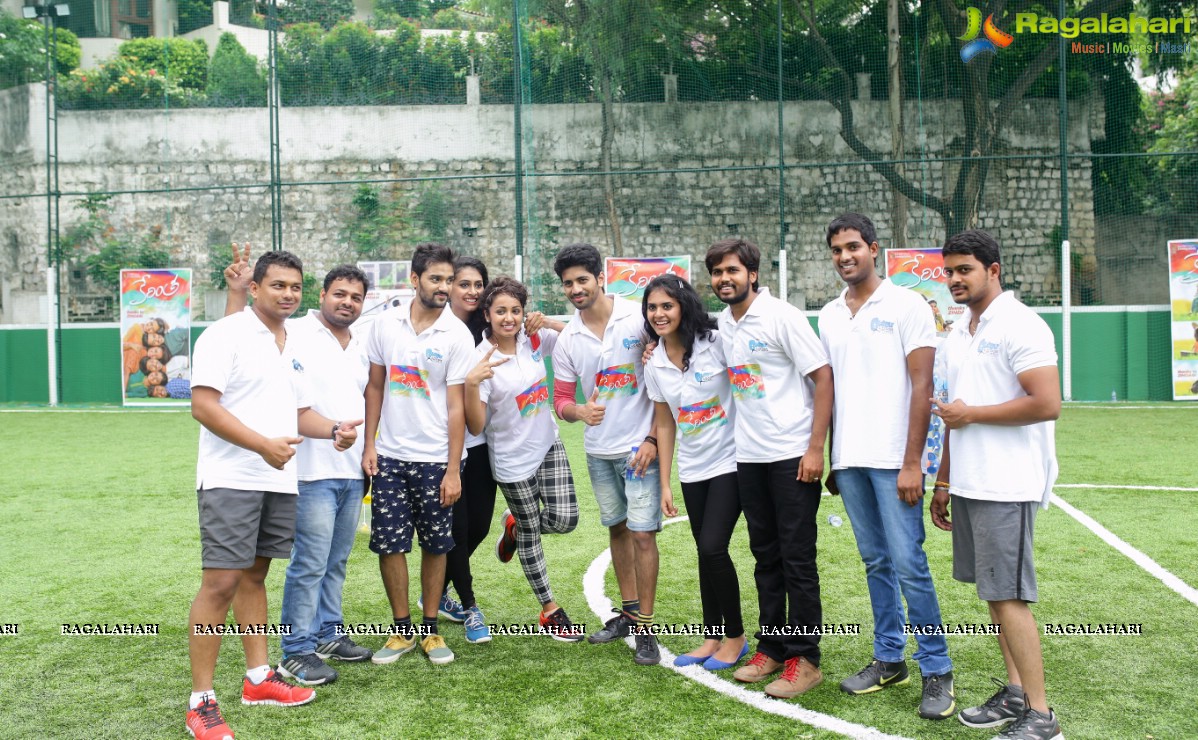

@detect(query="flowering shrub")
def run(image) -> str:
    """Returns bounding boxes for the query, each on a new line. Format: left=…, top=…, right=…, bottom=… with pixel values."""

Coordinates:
left=60, top=55, right=206, bottom=109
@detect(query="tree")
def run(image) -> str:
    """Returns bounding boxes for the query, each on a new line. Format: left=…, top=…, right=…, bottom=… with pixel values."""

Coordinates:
left=0, top=11, right=81, bottom=89
left=1145, top=49, right=1198, bottom=214
left=280, top=0, right=356, bottom=30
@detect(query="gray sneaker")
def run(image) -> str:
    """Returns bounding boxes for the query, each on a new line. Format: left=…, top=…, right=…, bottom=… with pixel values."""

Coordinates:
left=994, top=708, right=1063, bottom=740
left=587, top=610, right=636, bottom=644
left=959, top=678, right=1026, bottom=729
left=918, top=671, right=957, bottom=720
left=839, top=658, right=909, bottom=694
left=277, top=652, right=338, bottom=686
left=316, top=635, right=373, bottom=662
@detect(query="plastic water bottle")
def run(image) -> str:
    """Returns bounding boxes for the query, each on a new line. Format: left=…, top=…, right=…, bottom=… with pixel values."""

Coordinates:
left=625, top=446, right=644, bottom=482
left=1111, top=389, right=1117, bottom=402
left=827, top=514, right=843, bottom=527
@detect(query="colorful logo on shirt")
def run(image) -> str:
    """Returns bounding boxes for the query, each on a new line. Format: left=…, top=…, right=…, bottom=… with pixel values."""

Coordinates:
left=292, top=359, right=304, bottom=373
left=678, top=396, right=729, bottom=436
left=424, top=348, right=444, bottom=363
left=529, top=332, right=544, bottom=362
left=727, top=364, right=765, bottom=400
left=622, top=336, right=644, bottom=351
left=595, top=363, right=639, bottom=400
left=694, top=369, right=720, bottom=384
left=977, top=339, right=1002, bottom=356
left=748, top=339, right=770, bottom=353
left=389, top=365, right=431, bottom=399
left=870, top=317, right=896, bottom=334
left=516, top=377, right=549, bottom=418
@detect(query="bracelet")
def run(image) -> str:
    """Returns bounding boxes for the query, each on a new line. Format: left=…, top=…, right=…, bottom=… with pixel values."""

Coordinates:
left=331, top=422, right=341, bottom=440
left=643, top=435, right=658, bottom=447
left=933, top=481, right=950, bottom=490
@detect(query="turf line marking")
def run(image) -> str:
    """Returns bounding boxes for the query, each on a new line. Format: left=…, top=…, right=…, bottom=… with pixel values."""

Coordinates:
left=1065, top=405, right=1198, bottom=410
left=0, top=408, right=189, bottom=413
left=1051, top=493, right=1198, bottom=608
left=583, top=515, right=914, bottom=740
left=1056, top=484, right=1198, bottom=492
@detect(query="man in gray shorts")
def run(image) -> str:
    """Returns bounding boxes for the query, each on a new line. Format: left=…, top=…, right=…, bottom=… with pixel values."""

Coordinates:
left=930, top=230, right=1063, bottom=740
left=186, top=251, right=360, bottom=740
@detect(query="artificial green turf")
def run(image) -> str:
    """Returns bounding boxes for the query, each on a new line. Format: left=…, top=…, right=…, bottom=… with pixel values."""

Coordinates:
left=0, top=407, right=1195, bottom=739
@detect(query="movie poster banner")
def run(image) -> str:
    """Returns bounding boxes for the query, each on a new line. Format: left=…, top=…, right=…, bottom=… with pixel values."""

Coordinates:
left=604, top=256, right=691, bottom=303
left=1167, top=239, right=1198, bottom=400
left=358, top=260, right=414, bottom=323
left=884, top=248, right=961, bottom=335
left=120, top=268, right=192, bottom=407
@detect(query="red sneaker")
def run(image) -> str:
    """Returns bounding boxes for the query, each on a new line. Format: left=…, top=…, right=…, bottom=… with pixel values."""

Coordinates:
left=186, top=698, right=234, bottom=740
left=494, top=509, right=518, bottom=563
left=241, top=670, right=316, bottom=707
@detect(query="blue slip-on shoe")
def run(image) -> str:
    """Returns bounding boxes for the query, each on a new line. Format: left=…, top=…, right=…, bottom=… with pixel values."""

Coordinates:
left=703, top=641, right=750, bottom=671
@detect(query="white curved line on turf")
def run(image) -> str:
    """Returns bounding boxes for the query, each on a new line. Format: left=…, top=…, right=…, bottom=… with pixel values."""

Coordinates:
left=1055, top=483, right=1198, bottom=492
left=582, top=515, right=914, bottom=740
left=1051, top=493, right=1198, bottom=608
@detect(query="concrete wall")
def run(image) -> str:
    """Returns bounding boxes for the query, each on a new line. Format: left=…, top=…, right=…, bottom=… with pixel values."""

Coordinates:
left=0, top=82, right=1101, bottom=322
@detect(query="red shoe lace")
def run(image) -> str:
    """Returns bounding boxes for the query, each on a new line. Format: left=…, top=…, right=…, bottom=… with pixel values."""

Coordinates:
left=780, top=657, right=802, bottom=681
left=746, top=652, right=769, bottom=667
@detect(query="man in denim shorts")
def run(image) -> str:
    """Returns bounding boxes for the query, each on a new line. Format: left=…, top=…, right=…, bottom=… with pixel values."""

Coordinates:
left=362, top=243, right=476, bottom=667
left=931, top=230, right=1063, bottom=740
left=551, top=243, right=663, bottom=666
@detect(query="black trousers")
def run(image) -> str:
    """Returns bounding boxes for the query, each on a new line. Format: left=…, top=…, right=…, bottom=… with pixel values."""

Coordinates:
left=681, top=471, right=744, bottom=639
left=444, top=442, right=497, bottom=607
left=736, top=456, right=823, bottom=665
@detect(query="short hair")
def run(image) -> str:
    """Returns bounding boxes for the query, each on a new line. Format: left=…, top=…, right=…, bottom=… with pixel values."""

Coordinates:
left=138, top=354, right=167, bottom=375
left=942, top=229, right=1002, bottom=270
left=252, top=250, right=304, bottom=283
left=479, top=276, right=529, bottom=339
left=323, top=264, right=370, bottom=293
left=704, top=238, right=760, bottom=291
left=145, top=317, right=167, bottom=333
left=826, top=213, right=878, bottom=247
left=412, top=242, right=455, bottom=277
left=453, top=255, right=490, bottom=287
left=553, top=243, right=603, bottom=280
left=141, top=331, right=164, bottom=348
left=641, top=275, right=716, bottom=372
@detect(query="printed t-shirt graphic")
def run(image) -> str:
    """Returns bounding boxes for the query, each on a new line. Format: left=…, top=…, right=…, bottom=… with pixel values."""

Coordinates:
left=678, top=396, right=729, bottom=436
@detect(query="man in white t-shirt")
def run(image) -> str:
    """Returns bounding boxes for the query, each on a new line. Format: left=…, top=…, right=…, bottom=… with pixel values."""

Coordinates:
left=817, top=214, right=955, bottom=720
left=223, top=249, right=376, bottom=688
left=551, top=243, right=663, bottom=665
left=362, top=243, right=475, bottom=668
left=186, top=251, right=360, bottom=740
left=929, top=230, right=1063, bottom=740
left=706, top=238, right=832, bottom=700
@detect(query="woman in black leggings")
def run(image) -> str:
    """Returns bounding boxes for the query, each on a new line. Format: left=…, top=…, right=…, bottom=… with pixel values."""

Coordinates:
left=641, top=275, right=746, bottom=670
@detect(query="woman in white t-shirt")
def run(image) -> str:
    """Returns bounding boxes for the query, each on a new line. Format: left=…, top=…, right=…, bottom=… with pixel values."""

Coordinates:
left=464, top=277, right=584, bottom=641
left=642, top=275, right=747, bottom=670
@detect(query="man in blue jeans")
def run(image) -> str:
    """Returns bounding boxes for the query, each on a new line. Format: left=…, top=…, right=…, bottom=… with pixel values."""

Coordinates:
left=817, top=214, right=955, bottom=719
left=225, top=248, right=375, bottom=684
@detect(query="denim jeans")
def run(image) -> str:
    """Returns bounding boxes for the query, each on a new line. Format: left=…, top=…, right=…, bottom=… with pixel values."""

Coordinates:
left=280, top=478, right=363, bottom=656
left=585, top=453, right=662, bottom=532
left=837, top=467, right=953, bottom=676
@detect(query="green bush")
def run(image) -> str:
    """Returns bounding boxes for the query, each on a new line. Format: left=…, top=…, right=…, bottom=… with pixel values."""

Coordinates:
left=0, top=11, right=81, bottom=89
left=60, top=55, right=206, bottom=109
left=206, top=32, right=265, bottom=105
left=280, top=0, right=355, bottom=31
left=62, top=195, right=175, bottom=295
left=118, top=37, right=209, bottom=90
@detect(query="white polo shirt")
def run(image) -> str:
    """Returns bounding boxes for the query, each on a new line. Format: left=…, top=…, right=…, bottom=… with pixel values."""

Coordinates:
left=819, top=280, right=937, bottom=470
left=718, top=289, right=829, bottom=463
left=367, top=306, right=475, bottom=464
left=193, top=308, right=312, bottom=494
left=552, top=297, right=653, bottom=456
left=645, top=332, right=737, bottom=483
left=478, top=329, right=560, bottom=483
left=941, top=291, right=1059, bottom=507
left=287, top=311, right=370, bottom=482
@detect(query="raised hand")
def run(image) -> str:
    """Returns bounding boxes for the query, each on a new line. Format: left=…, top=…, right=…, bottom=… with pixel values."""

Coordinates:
left=577, top=387, right=606, bottom=426
left=466, top=345, right=510, bottom=386
left=223, top=243, right=253, bottom=293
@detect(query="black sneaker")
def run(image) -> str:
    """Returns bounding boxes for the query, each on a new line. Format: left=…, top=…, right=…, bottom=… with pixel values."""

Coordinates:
left=839, top=658, right=909, bottom=694
left=316, top=635, right=374, bottom=663
left=995, top=708, right=1063, bottom=740
left=276, top=652, right=338, bottom=686
left=633, top=627, right=661, bottom=666
left=919, top=671, right=957, bottom=720
left=539, top=608, right=585, bottom=642
left=587, top=610, right=636, bottom=644
left=959, top=678, right=1026, bottom=729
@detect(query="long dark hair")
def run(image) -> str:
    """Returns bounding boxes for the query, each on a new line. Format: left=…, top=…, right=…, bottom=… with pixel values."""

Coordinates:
left=454, top=255, right=490, bottom=343
left=641, top=275, right=716, bottom=372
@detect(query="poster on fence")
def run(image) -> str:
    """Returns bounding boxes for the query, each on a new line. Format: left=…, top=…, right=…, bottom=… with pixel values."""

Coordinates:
left=885, top=248, right=961, bottom=336
left=604, top=256, right=691, bottom=304
left=358, top=260, right=414, bottom=324
left=120, top=268, right=192, bottom=407
left=1167, top=239, right=1198, bottom=400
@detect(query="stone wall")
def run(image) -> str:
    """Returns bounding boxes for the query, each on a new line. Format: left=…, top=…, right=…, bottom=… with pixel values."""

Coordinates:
left=0, top=84, right=1099, bottom=321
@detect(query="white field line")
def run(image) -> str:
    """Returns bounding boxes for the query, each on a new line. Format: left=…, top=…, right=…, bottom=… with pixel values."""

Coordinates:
left=1064, top=405, right=1198, bottom=410
left=1056, top=484, right=1198, bottom=492
left=582, top=515, right=914, bottom=740
left=1050, top=493, right=1198, bottom=608
left=0, top=408, right=189, bottom=413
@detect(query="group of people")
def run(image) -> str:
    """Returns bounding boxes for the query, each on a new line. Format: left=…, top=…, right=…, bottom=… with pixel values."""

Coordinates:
left=122, top=316, right=191, bottom=399
left=184, top=215, right=1062, bottom=740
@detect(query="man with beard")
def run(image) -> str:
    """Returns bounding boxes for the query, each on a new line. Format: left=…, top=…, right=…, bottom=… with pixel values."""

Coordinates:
left=224, top=247, right=377, bottom=686
left=706, top=238, right=833, bottom=700
left=362, top=243, right=475, bottom=667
